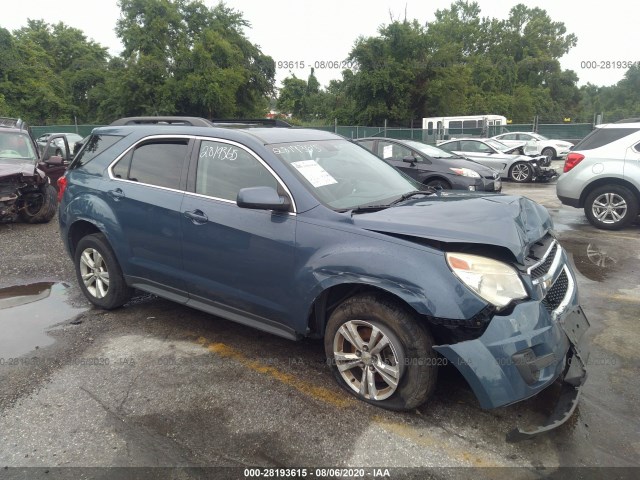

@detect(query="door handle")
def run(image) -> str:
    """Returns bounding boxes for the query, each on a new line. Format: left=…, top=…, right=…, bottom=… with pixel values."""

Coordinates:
left=184, top=209, right=208, bottom=224
left=108, top=188, right=125, bottom=201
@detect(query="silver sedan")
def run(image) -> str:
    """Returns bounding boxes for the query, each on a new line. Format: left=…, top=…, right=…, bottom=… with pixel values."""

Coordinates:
left=437, top=138, right=554, bottom=182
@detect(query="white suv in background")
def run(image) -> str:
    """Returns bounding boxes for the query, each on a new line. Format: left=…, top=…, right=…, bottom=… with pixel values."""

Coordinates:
left=492, top=132, right=574, bottom=160
left=556, top=120, right=640, bottom=230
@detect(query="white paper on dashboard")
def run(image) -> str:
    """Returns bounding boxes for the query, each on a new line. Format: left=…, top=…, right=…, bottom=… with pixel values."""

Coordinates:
left=291, top=160, right=338, bottom=188
left=383, top=145, right=393, bottom=159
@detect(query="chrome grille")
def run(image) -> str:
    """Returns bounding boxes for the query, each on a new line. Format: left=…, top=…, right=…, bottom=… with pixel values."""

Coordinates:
left=542, top=269, right=569, bottom=312
left=531, top=243, right=558, bottom=280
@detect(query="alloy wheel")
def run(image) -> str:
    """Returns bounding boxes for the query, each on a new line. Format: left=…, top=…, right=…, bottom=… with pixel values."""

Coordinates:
left=592, top=193, right=627, bottom=224
left=79, top=248, right=110, bottom=298
left=333, top=320, right=404, bottom=401
left=511, top=163, right=531, bottom=182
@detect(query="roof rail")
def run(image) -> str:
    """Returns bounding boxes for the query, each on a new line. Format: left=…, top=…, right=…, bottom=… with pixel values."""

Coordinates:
left=110, top=116, right=214, bottom=127
left=109, top=116, right=292, bottom=128
left=0, top=117, right=25, bottom=130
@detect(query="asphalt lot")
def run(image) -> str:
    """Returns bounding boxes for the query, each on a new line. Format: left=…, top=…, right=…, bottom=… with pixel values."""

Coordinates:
left=0, top=177, right=639, bottom=479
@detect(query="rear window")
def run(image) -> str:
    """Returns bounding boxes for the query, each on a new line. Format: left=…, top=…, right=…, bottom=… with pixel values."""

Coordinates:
left=573, top=127, right=639, bottom=151
left=70, top=134, right=124, bottom=168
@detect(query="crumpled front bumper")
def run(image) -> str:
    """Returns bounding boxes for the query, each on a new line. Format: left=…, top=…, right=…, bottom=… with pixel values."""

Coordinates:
left=433, top=248, right=589, bottom=439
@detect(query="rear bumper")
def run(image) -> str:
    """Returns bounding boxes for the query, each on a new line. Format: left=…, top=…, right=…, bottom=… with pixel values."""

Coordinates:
left=557, top=194, right=581, bottom=208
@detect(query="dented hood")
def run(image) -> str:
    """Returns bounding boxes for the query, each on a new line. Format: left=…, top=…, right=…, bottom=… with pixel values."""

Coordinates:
left=352, top=193, right=552, bottom=263
left=0, top=161, right=36, bottom=179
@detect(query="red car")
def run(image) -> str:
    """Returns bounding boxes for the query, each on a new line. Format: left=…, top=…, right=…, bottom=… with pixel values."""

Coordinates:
left=0, top=117, right=69, bottom=223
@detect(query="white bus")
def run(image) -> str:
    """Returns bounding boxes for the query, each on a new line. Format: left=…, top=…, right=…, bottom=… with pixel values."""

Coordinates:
left=422, top=115, right=507, bottom=142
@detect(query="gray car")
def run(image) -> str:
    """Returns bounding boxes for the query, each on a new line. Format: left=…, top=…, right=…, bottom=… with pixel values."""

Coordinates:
left=437, top=138, right=554, bottom=182
left=556, top=119, right=640, bottom=230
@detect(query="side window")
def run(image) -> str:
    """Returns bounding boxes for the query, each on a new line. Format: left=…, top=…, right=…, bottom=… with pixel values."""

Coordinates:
left=196, top=140, right=278, bottom=201
left=502, top=133, right=517, bottom=140
left=633, top=142, right=640, bottom=153
left=439, top=141, right=458, bottom=152
left=460, top=141, right=490, bottom=153
left=71, top=135, right=124, bottom=168
left=112, top=140, right=188, bottom=189
left=518, top=134, right=532, bottom=141
left=378, top=141, right=412, bottom=161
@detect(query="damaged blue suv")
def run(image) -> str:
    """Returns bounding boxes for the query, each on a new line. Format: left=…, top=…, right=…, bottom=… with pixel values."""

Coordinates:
left=58, top=117, right=589, bottom=439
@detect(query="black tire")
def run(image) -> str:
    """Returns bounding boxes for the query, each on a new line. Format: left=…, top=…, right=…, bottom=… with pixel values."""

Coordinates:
left=19, top=184, right=57, bottom=224
left=541, top=147, right=556, bottom=161
left=425, top=178, right=451, bottom=190
left=509, top=162, right=533, bottom=183
left=584, top=185, right=639, bottom=230
left=324, top=293, right=437, bottom=411
left=74, top=233, right=133, bottom=309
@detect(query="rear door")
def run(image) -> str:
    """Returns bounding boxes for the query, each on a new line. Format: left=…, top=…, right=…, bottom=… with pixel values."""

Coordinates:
left=106, top=136, right=191, bottom=298
left=180, top=138, right=297, bottom=335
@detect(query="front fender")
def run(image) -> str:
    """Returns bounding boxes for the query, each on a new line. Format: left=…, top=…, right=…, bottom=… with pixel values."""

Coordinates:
left=291, top=218, right=489, bottom=333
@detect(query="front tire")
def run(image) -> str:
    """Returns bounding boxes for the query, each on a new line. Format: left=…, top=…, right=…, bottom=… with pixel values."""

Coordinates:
left=74, top=233, right=133, bottom=309
left=324, top=294, right=437, bottom=411
left=584, top=185, right=639, bottom=230
left=19, top=184, right=57, bottom=224
left=509, top=162, right=533, bottom=183
left=425, top=178, right=451, bottom=190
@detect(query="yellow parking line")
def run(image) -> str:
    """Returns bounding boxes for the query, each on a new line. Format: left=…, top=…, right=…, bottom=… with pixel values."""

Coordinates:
left=196, top=337, right=506, bottom=468
left=197, top=337, right=352, bottom=408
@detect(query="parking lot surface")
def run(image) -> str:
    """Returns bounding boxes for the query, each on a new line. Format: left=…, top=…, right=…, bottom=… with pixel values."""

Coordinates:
left=0, top=179, right=638, bottom=479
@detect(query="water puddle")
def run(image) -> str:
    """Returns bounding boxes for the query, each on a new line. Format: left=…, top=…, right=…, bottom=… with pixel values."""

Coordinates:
left=0, top=282, right=87, bottom=358
left=561, top=240, right=620, bottom=282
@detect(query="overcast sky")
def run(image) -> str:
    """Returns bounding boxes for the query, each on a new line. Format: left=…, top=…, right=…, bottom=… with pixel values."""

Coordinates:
left=1, top=0, right=635, bottom=89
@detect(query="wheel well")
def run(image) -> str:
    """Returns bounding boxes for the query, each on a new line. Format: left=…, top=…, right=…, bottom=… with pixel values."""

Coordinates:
left=68, top=221, right=102, bottom=256
left=423, top=176, right=451, bottom=187
left=542, top=146, right=556, bottom=154
left=306, top=284, right=420, bottom=338
left=579, top=178, right=640, bottom=208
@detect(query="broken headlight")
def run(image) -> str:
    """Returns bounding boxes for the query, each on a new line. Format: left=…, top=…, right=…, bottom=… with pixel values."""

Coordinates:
left=446, top=253, right=528, bottom=309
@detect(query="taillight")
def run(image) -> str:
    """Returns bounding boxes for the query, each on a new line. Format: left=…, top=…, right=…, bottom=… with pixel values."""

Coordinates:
left=563, top=153, right=585, bottom=173
left=57, top=176, right=67, bottom=202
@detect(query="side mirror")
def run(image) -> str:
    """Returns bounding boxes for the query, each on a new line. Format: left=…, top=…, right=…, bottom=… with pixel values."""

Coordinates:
left=237, top=186, right=291, bottom=212
left=402, top=156, right=417, bottom=164
left=45, top=155, right=64, bottom=166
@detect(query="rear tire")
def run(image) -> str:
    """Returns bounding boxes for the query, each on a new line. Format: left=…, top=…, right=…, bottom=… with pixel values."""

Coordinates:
left=19, top=184, right=57, bottom=224
left=74, top=233, right=133, bottom=309
left=324, top=293, right=437, bottom=411
left=584, top=185, right=639, bottom=230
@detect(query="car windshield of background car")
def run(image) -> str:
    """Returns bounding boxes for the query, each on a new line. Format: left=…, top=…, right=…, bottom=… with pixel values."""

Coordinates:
left=403, top=140, right=456, bottom=158
left=0, top=132, right=37, bottom=161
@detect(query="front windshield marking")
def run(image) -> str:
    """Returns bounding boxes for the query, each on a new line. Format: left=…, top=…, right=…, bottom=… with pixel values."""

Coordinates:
left=272, top=139, right=421, bottom=210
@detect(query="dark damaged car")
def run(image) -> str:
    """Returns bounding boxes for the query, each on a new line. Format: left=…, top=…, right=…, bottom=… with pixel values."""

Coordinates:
left=0, top=118, right=68, bottom=224
left=57, top=118, right=590, bottom=439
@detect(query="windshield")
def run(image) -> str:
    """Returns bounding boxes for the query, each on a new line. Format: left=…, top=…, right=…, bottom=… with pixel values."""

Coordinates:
left=484, top=138, right=510, bottom=151
left=0, top=132, right=37, bottom=162
left=271, top=140, right=421, bottom=210
left=402, top=140, right=457, bottom=158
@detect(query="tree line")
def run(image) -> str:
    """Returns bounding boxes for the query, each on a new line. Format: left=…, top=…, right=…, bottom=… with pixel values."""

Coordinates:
left=0, top=0, right=637, bottom=126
